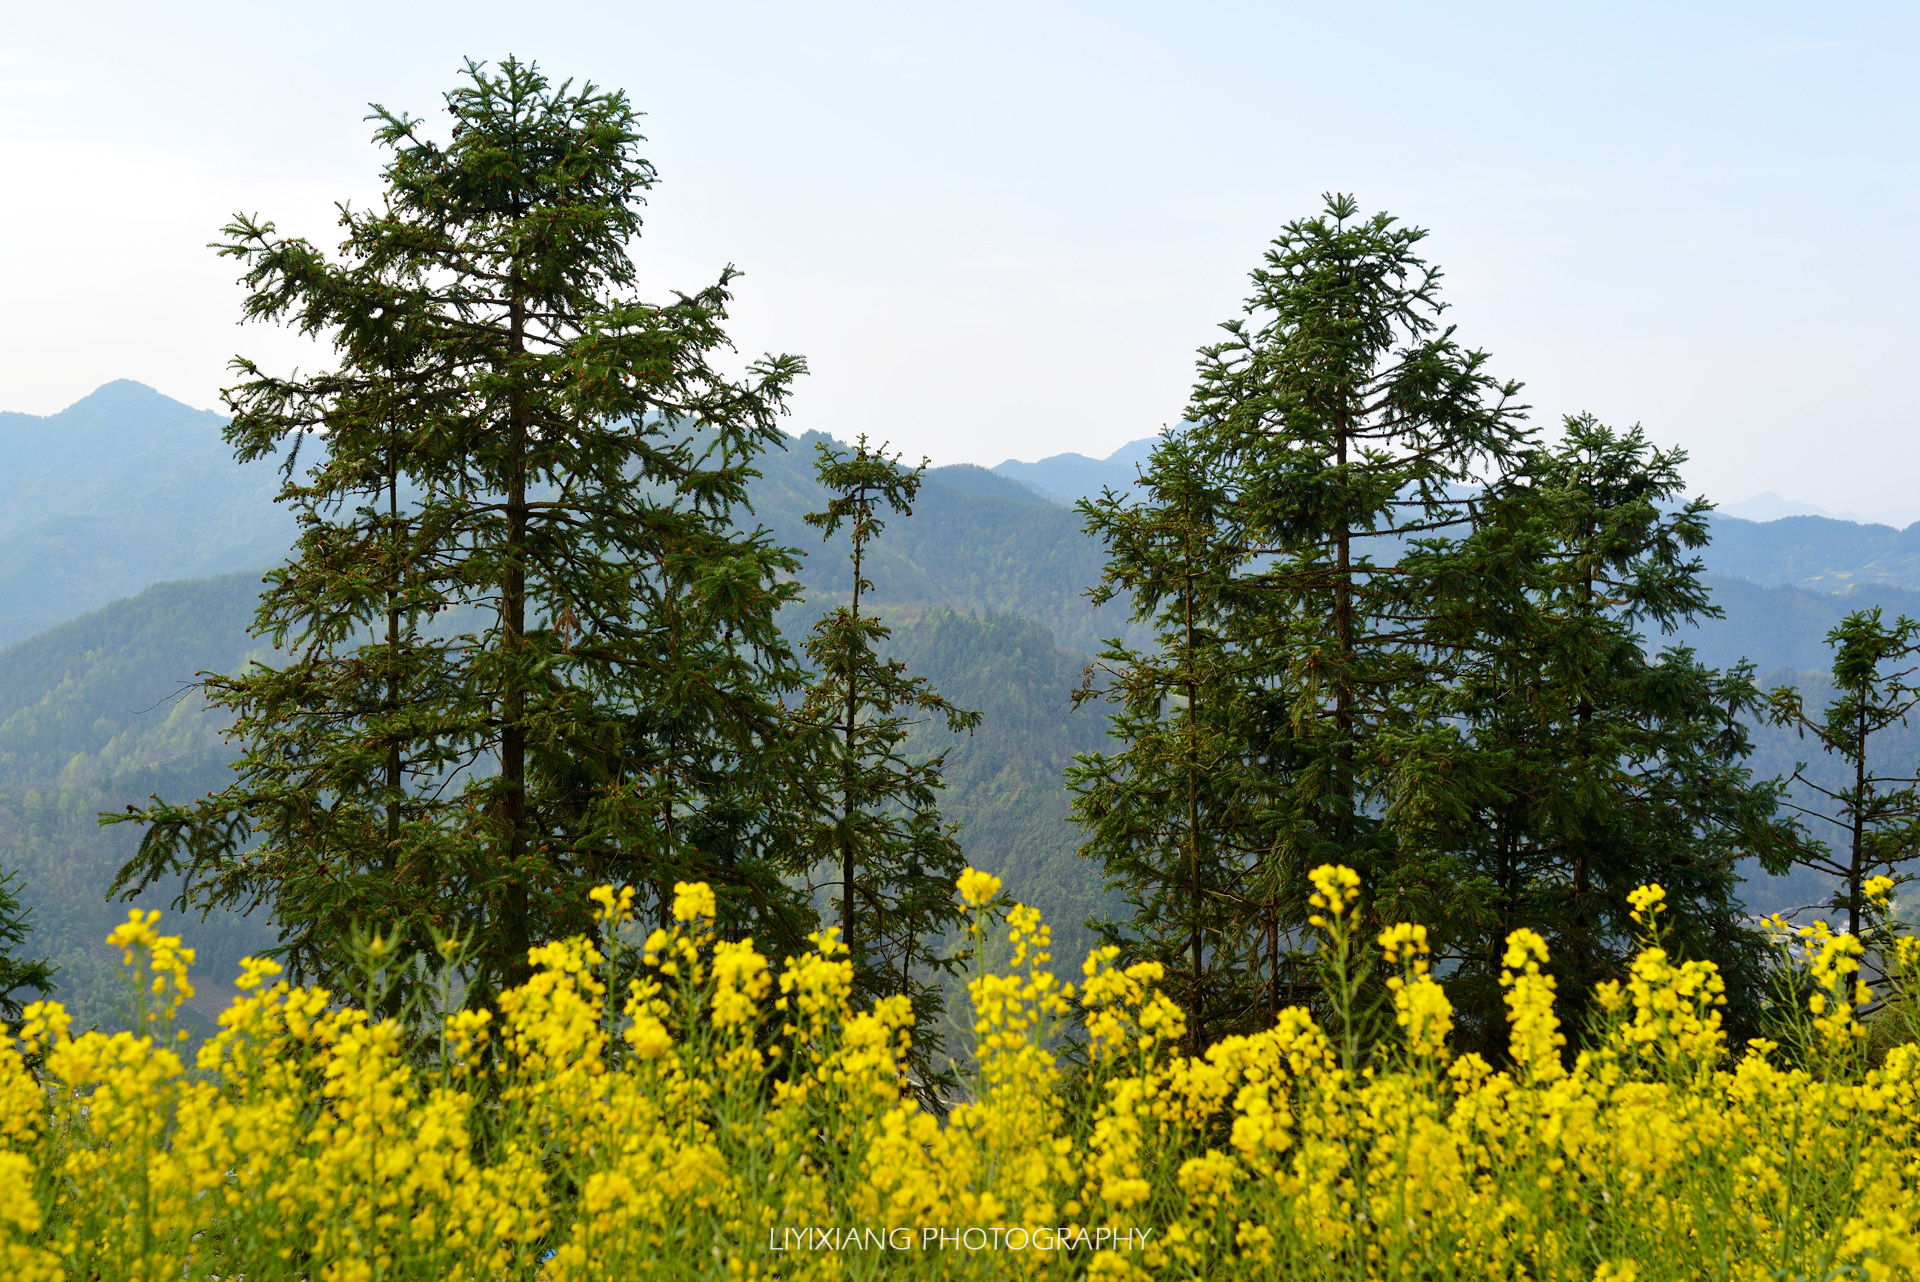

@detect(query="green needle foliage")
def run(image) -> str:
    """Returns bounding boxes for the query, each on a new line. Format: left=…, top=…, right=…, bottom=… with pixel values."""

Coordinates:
left=797, top=437, right=979, bottom=1042
left=1419, top=416, right=1789, bottom=1049
left=1767, top=607, right=1920, bottom=944
left=108, top=58, right=812, bottom=1007
left=1077, top=200, right=1789, bottom=1058
left=1071, top=430, right=1276, bottom=1052
left=1182, top=194, right=1528, bottom=929
left=1077, top=194, right=1529, bottom=1044
left=0, top=865, right=53, bottom=1027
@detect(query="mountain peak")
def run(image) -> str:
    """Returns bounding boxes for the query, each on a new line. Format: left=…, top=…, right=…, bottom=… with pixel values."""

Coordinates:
left=992, top=436, right=1162, bottom=505
left=62, top=380, right=222, bottom=426
left=0, top=380, right=218, bottom=426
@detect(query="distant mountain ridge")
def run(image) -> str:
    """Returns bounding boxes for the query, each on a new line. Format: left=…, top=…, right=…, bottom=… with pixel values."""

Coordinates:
left=1702, top=514, right=1920, bottom=593
left=0, top=385, right=1144, bottom=656
left=0, top=381, right=292, bottom=648
left=14, top=383, right=1920, bottom=656
left=987, top=435, right=1920, bottom=599
left=727, top=431, right=1142, bottom=654
left=1719, top=490, right=1920, bottom=527
left=991, top=437, right=1160, bottom=505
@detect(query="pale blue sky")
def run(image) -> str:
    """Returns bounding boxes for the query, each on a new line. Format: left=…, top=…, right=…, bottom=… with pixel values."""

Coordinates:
left=3, top=3, right=1915, bottom=517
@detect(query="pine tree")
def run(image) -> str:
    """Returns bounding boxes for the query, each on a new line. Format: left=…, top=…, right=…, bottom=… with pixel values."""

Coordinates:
left=795, top=437, right=979, bottom=1036
left=110, top=58, right=811, bottom=1004
left=1415, top=417, right=1786, bottom=1047
left=1766, top=608, right=1920, bottom=946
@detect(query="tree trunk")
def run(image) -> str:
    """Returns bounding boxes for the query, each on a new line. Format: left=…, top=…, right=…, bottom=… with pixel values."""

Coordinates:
left=1851, top=700, right=1868, bottom=939
left=386, top=454, right=402, bottom=870
left=1333, top=422, right=1354, bottom=855
left=501, top=285, right=532, bottom=983
left=842, top=489, right=865, bottom=956
left=1185, top=544, right=1203, bottom=1057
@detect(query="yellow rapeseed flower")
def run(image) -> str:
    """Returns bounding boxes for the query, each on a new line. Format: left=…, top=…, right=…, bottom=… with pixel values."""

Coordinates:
left=957, top=867, right=1003, bottom=908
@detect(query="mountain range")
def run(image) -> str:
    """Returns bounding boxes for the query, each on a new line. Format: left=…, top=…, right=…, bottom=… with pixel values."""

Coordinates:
left=990, top=437, right=1160, bottom=505
left=1718, top=491, right=1920, bottom=528
left=0, top=382, right=292, bottom=649
left=6, top=381, right=1920, bottom=1026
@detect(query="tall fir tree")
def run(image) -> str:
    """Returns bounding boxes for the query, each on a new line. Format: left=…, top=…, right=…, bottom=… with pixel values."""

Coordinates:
left=796, top=438, right=979, bottom=1042
left=1766, top=608, right=1920, bottom=947
left=1078, top=195, right=1528, bottom=1046
left=1078, top=201, right=1790, bottom=1056
left=1070, top=431, right=1279, bottom=1051
left=111, top=59, right=812, bottom=1004
left=1414, top=417, right=1787, bottom=1049
left=1184, top=195, right=1528, bottom=933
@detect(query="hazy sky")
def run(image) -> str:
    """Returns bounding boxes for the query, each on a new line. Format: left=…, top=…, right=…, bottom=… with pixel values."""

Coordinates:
left=4, top=3, right=1916, bottom=518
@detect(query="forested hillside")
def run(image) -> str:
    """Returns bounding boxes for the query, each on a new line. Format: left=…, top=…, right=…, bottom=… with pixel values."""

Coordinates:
left=1679, top=576, right=1920, bottom=672
left=0, top=573, right=278, bottom=1034
left=0, top=572, right=263, bottom=786
left=7, top=383, right=1920, bottom=1021
left=888, top=610, right=1116, bottom=964
left=14, top=379, right=1920, bottom=658
left=1702, top=514, right=1920, bottom=591
left=0, top=383, right=1145, bottom=656
left=0, top=569, right=1116, bottom=1028
left=0, top=384, right=1145, bottom=1026
left=2, top=537, right=1910, bottom=1009
left=754, top=432, right=1142, bottom=654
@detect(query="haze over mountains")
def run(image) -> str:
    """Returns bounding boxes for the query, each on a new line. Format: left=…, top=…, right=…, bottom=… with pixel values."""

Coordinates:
left=1719, top=491, right=1920, bottom=529
left=3, top=380, right=1918, bottom=1026
left=0, top=382, right=292, bottom=648
left=990, top=438, right=1159, bottom=505
left=10, top=383, right=1920, bottom=642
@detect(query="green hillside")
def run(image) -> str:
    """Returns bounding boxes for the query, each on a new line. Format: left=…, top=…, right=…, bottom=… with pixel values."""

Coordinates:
left=0, top=390, right=1147, bottom=1026
left=753, top=431, right=1141, bottom=654
left=9, top=547, right=1906, bottom=1015
left=1676, top=576, right=1920, bottom=673
left=0, top=569, right=1117, bottom=1028
left=0, top=386, right=1143, bottom=658
left=888, top=609, right=1118, bottom=964
left=1732, top=663, right=1920, bottom=919
left=0, top=572, right=266, bottom=787
left=0, top=573, right=279, bottom=1035
left=1703, top=514, right=1920, bottom=592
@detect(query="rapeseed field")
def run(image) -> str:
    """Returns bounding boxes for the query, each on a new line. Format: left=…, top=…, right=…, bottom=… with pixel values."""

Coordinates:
left=1, top=866, right=1916, bottom=1279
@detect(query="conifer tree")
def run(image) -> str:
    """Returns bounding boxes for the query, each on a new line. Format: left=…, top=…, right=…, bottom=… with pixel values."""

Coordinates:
left=1079, top=196, right=1527, bottom=1040
left=1416, top=417, right=1786, bottom=1047
left=1070, top=431, right=1278, bottom=1050
left=1766, top=608, right=1920, bottom=944
left=796, top=438, right=979, bottom=1032
left=0, top=866, right=53, bottom=1026
left=110, top=58, right=811, bottom=1004
left=1181, top=194, right=1528, bottom=931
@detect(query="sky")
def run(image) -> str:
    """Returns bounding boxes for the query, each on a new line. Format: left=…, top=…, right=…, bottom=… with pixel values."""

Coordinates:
left=3, top=2, right=1917, bottom=519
